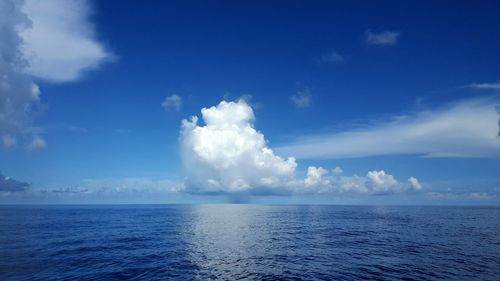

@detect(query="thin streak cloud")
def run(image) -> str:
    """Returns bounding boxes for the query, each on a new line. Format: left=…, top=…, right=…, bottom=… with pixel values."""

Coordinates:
left=465, top=83, right=500, bottom=90
left=277, top=98, right=500, bottom=159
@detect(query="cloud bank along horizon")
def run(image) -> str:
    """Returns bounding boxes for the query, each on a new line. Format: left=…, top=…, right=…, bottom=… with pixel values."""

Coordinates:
left=180, top=99, right=422, bottom=195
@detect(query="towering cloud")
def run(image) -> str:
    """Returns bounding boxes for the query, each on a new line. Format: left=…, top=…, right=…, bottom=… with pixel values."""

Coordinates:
left=180, top=100, right=421, bottom=195
left=181, top=100, right=297, bottom=194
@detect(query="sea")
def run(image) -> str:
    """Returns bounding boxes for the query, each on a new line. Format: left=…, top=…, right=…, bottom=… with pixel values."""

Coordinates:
left=1, top=205, right=499, bottom=280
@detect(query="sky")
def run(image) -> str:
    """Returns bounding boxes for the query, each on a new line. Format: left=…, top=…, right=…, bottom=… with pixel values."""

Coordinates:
left=0, top=0, right=499, bottom=204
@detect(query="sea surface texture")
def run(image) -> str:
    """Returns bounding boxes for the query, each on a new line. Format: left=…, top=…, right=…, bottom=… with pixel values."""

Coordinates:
left=1, top=205, right=499, bottom=280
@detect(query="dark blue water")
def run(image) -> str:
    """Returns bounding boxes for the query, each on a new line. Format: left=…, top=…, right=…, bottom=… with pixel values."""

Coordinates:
left=1, top=205, right=499, bottom=280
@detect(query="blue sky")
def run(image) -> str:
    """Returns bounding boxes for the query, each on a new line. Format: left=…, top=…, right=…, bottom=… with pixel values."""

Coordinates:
left=0, top=0, right=499, bottom=204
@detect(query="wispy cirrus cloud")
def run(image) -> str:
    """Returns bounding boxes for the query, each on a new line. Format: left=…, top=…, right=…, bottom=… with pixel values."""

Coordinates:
left=319, top=50, right=344, bottom=63
left=276, top=98, right=500, bottom=159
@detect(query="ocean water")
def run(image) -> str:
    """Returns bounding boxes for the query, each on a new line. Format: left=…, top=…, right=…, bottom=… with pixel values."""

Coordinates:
left=0, top=205, right=499, bottom=280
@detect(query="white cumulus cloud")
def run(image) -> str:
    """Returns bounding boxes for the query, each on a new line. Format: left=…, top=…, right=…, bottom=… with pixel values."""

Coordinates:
left=180, top=100, right=422, bottom=195
left=367, top=170, right=398, bottom=190
left=331, top=168, right=419, bottom=195
left=304, top=166, right=330, bottom=188
left=20, top=0, right=111, bottom=82
left=408, top=177, right=422, bottom=191
left=0, top=0, right=110, bottom=149
left=181, top=100, right=297, bottom=194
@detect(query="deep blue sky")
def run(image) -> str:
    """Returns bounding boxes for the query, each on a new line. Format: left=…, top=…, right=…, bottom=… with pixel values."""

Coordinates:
left=1, top=0, right=499, bottom=204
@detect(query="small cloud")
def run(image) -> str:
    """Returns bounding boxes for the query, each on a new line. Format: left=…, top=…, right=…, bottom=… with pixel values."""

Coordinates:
left=2, top=135, right=16, bottom=148
left=0, top=172, right=30, bottom=192
left=332, top=166, right=343, bottom=175
left=290, top=88, right=312, bottom=108
left=162, top=94, right=183, bottom=111
left=28, top=135, right=47, bottom=151
left=365, top=29, right=400, bottom=46
left=367, top=170, right=399, bottom=194
left=408, top=177, right=423, bottom=191
left=319, top=50, right=343, bottom=63
left=304, top=166, right=330, bottom=187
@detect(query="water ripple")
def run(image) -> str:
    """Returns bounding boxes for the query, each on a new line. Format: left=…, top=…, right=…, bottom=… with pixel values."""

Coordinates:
left=1, top=205, right=499, bottom=280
